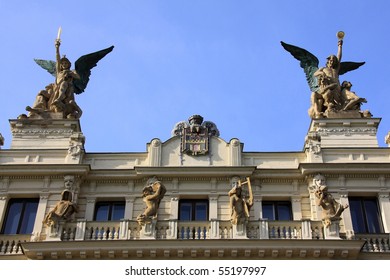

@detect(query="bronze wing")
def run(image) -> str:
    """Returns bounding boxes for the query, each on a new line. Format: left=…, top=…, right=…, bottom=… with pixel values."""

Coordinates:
left=73, top=45, right=114, bottom=94
left=281, top=41, right=320, bottom=92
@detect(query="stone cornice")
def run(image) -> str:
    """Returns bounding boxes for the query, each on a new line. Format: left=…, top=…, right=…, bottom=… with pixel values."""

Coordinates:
left=20, top=239, right=365, bottom=260
left=134, top=166, right=256, bottom=176
left=299, top=163, right=390, bottom=176
left=0, top=164, right=90, bottom=177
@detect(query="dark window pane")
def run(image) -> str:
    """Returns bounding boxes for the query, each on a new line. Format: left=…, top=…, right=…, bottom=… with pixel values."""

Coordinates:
left=179, top=203, right=192, bottom=221
left=262, top=203, right=275, bottom=220
left=349, top=199, right=365, bottom=233
left=364, top=200, right=382, bottom=234
left=111, top=203, right=125, bottom=221
left=2, top=201, right=23, bottom=234
left=277, top=204, right=292, bottom=221
left=19, top=201, right=38, bottom=234
left=195, top=202, right=207, bottom=221
left=95, top=204, right=109, bottom=221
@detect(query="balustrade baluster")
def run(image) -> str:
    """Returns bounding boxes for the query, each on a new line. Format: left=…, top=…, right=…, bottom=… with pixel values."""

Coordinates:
left=285, top=226, right=290, bottom=239
left=114, top=227, right=119, bottom=239
left=4, top=241, right=9, bottom=254
left=107, top=227, right=110, bottom=240
left=373, top=238, right=380, bottom=252
left=223, top=227, right=228, bottom=239
left=386, top=238, right=390, bottom=251
left=378, top=238, right=385, bottom=252
left=62, top=228, right=69, bottom=241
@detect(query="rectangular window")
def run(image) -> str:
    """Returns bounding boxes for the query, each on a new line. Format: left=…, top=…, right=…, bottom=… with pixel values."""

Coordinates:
left=1, top=198, right=39, bottom=234
left=94, top=201, right=125, bottom=221
left=179, top=199, right=208, bottom=221
left=349, top=197, right=383, bottom=234
left=262, top=201, right=292, bottom=221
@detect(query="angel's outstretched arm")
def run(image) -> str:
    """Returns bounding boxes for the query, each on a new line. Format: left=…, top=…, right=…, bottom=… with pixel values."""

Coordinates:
left=337, top=40, right=343, bottom=72
left=55, top=40, right=62, bottom=76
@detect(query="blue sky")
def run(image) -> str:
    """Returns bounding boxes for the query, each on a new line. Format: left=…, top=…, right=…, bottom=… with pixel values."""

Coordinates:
left=0, top=1, right=389, bottom=153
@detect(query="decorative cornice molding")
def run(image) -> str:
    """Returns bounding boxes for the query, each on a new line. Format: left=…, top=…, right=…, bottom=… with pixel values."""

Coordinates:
left=11, top=128, right=75, bottom=136
left=316, top=127, right=377, bottom=135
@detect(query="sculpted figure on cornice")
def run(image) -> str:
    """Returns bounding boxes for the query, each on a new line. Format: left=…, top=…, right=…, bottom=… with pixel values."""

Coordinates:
left=311, top=174, right=348, bottom=227
left=229, top=177, right=253, bottom=226
left=282, top=31, right=370, bottom=119
left=137, top=177, right=166, bottom=226
left=23, top=27, right=113, bottom=119
left=43, top=175, right=78, bottom=227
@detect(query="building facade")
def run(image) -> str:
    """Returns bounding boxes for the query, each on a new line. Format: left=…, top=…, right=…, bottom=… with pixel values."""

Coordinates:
left=1, top=31, right=390, bottom=260
left=0, top=112, right=389, bottom=260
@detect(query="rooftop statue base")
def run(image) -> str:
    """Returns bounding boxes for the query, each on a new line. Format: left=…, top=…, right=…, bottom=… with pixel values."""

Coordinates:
left=9, top=118, right=84, bottom=151
left=306, top=118, right=380, bottom=148
left=324, top=110, right=364, bottom=119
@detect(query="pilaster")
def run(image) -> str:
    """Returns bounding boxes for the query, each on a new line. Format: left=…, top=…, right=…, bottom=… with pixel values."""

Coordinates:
left=378, top=192, right=390, bottom=233
left=148, top=138, right=162, bottom=166
left=253, top=196, right=262, bottom=220
left=229, top=138, right=242, bottom=166
left=31, top=194, right=49, bottom=240
left=124, top=196, right=136, bottom=220
left=0, top=195, right=8, bottom=226
left=291, top=196, right=303, bottom=220
left=85, top=197, right=96, bottom=221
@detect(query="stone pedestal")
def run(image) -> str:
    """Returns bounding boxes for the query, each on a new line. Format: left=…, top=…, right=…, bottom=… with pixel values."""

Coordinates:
left=323, top=219, right=341, bottom=240
left=9, top=118, right=83, bottom=150
left=139, top=219, right=157, bottom=239
left=45, top=220, right=65, bottom=241
left=232, top=223, right=248, bottom=239
left=307, top=118, right=380, bottom=148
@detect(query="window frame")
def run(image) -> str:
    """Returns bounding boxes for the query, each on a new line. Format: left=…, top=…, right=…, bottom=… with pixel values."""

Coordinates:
left=262, top=201, right=293, bottom=221
left=178, top=199, right=209, bottom=221
left=349, top=197, right=384, bottom=234
left=93, top=200, right=125, bottom=221
left=1, top=198, right=39, bottom=235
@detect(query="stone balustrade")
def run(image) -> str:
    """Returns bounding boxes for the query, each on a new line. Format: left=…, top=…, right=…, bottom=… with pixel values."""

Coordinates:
left=59, top=219, right=325, bottom=241
left=0, top=234, right=30, bottom=256
left=3, top=220, right=388, bottom=257
left=355, top=234, right=390, bottom=252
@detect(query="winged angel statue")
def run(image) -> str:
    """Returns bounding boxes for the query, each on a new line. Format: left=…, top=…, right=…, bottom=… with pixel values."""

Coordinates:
left=25, top=30, right=113, bottom=119
left=281, top=32, right=369, bottom=118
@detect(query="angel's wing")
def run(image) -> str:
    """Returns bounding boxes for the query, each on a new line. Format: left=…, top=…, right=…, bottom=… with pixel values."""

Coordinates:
left=34, top=59, right=56, bottom=77
left=339, top=61, right=365, bottom=75
left=281, top=41, right=319, bottom=92
left=73, top=45, right=114, bottom=94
